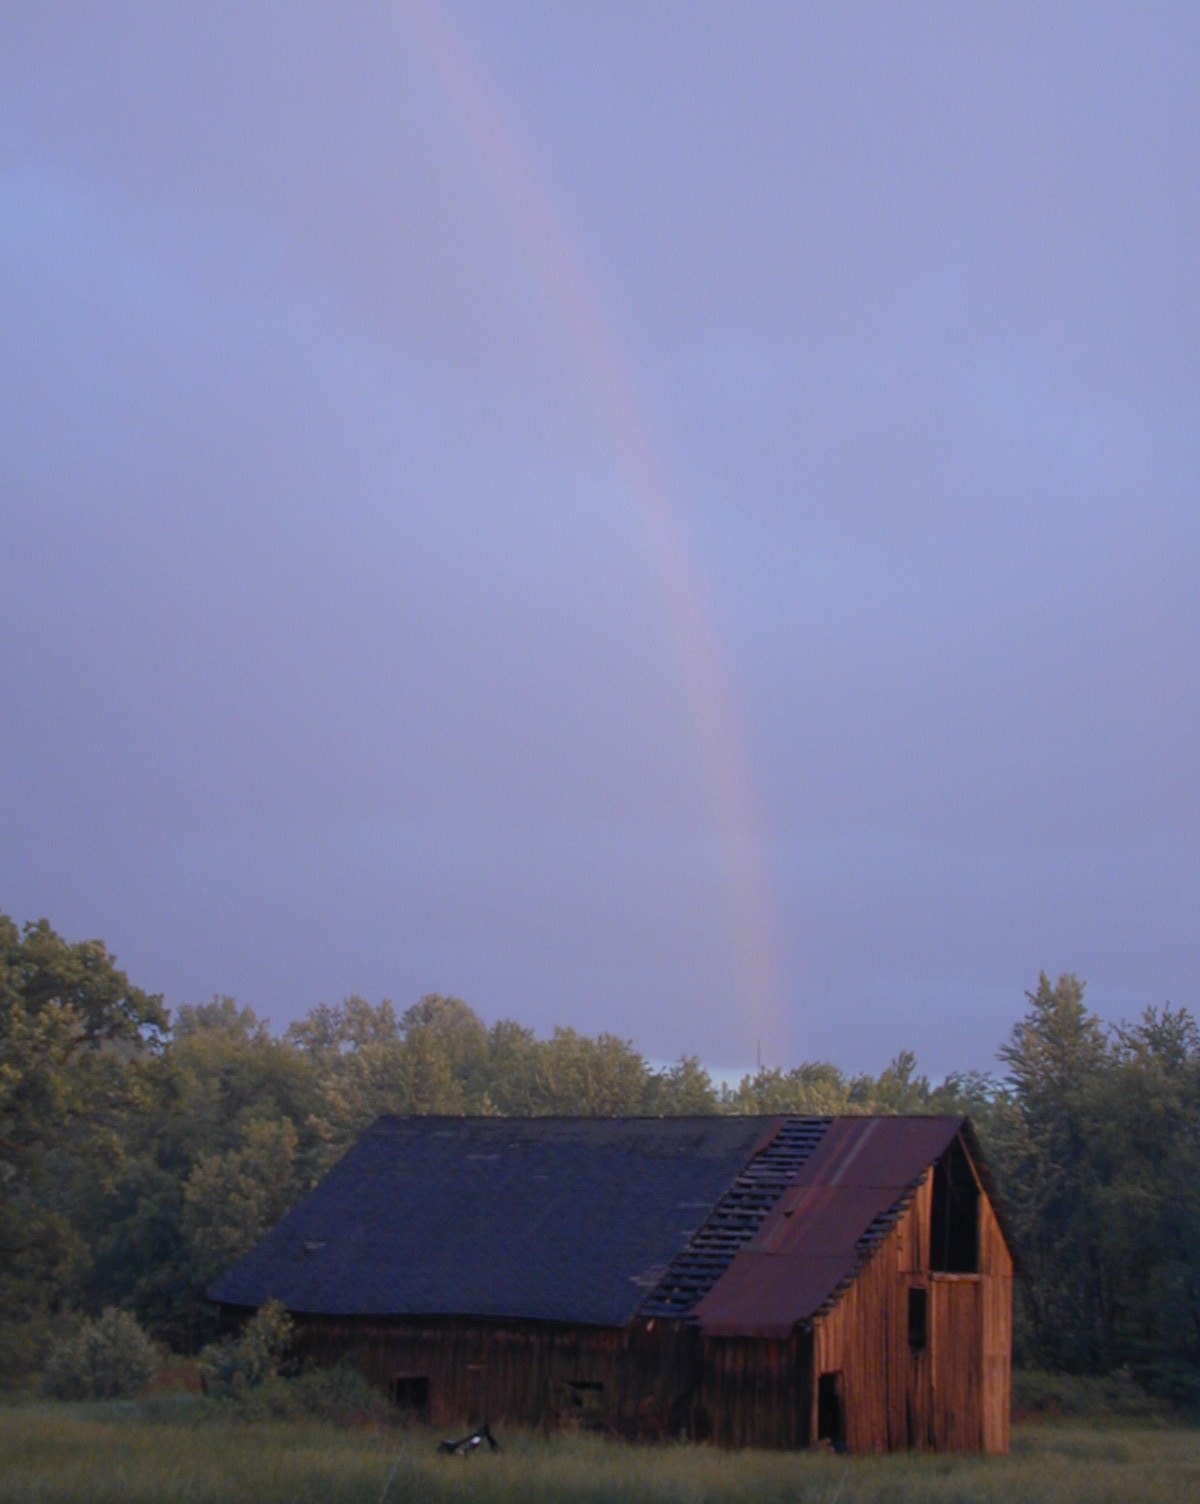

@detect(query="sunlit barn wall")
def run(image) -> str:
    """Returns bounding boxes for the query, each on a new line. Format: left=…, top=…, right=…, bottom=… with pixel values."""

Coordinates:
left=808, top=1160, right=1012, bottom=1453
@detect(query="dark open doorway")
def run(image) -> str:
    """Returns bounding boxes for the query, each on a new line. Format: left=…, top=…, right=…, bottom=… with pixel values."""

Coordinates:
left=816, top=1371, right=845, bottom=1450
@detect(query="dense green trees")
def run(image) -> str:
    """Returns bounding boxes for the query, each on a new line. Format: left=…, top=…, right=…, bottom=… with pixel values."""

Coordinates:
left=990, top=974, right=1200, bottom=1394
left=2, top=915, right=1197, bottom=1399
left=0, top=917, right=166, bottom=1371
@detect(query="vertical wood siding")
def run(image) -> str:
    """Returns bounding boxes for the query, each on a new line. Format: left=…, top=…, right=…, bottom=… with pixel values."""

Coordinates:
left=698, top=1333, right=811, bottom=1448
left=978, top=1184, right=1013, bottom=1452
left=931, top=1275, right=982, bottom=1449
left=294, top=1316, right=703, bottom=1437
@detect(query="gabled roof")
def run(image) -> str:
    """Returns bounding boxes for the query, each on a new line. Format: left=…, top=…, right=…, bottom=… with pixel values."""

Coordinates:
left=208, top=1114, right=777, bottom=1327
left=210, top=1112, right=1006, bottom=1335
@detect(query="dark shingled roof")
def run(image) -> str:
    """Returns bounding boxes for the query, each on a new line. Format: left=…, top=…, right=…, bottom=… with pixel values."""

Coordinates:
left=208, top=1114, right=779, bottom=1327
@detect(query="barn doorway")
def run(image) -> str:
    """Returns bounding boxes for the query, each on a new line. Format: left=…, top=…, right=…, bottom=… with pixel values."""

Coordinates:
left=816, top=1371, right=845, bottom=1450
left=391, top=1374, right=430, bottom=1415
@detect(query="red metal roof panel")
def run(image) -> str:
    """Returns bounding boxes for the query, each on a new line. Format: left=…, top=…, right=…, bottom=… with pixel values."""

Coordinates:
left=790, top=1115, right=962, bottom=1189
left=697, top=1252, right=852, bottom=1339
left=694, top=1115, right=966, bottom=1335
left=753, top=1182, right=902, bottom=1257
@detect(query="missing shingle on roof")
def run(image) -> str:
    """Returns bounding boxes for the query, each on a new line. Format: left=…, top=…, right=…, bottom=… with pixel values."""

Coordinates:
left=630, top=1264, right=671, bottom=1289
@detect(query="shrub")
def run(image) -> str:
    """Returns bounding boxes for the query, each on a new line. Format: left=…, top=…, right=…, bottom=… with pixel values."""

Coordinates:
left=41, top=1308, right=160, bottom=1400
left=200, top=1303, right=388, bottom=1422
left=1133, top=1358, right=1200, bottom=1412
left=1012, top=1366, right=1169, bottom=1419
left=223, top=1360, right=390, bottom=1424
left=199, top=1299, right=295, bottom=1398
left=289, top=1359, right=391, bottom=1423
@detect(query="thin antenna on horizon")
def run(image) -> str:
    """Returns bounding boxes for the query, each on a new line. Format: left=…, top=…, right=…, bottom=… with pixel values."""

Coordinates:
left=756, top=1038, right=762, bottom=1073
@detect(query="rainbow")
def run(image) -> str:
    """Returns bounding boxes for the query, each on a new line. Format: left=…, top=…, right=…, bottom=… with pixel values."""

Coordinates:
left=403, top=0, right=788, bottom=1064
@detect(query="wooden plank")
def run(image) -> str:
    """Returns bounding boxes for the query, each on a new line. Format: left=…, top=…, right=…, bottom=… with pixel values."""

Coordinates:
left=931, top=1276, right=982, bottom=1450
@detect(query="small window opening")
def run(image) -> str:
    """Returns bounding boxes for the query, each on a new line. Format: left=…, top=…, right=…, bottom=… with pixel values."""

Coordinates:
left=929, top=1138, right=979, bottom=1272
left=565, top=1379, right=604, bottom=1410
left=816, top=1371, right=845, bottom=1450
left=908, top=1286, right=928, bottom=1351
left=391, top=1374, right=429, bottom=1413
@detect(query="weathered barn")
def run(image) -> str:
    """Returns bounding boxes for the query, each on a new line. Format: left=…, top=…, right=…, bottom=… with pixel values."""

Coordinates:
left=209, top=1114, right=1014, bottom=1451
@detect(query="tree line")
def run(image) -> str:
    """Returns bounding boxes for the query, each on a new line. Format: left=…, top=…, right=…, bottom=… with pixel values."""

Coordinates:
left=2, top=914, right=1197, bottom=1398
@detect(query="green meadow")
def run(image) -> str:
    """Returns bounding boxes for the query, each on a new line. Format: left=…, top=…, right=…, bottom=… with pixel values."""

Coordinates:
left=2, top=1401, right=1197, bottom=1504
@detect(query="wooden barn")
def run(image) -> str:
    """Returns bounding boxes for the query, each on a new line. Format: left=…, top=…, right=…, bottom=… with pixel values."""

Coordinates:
left=209, top=1114, right=1014, bottom=1452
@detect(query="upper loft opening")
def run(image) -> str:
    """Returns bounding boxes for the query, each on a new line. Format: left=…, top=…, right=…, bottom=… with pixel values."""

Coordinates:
left=929, top=1135, right=979, bottom=1272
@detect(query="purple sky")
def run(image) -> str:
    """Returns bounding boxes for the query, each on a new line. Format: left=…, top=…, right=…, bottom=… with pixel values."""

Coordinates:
left=3, top=2, right=1198, bottom=1077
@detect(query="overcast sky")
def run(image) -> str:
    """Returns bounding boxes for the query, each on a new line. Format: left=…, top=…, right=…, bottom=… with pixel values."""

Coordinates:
left=3, top=2, right=1197, bottom=1077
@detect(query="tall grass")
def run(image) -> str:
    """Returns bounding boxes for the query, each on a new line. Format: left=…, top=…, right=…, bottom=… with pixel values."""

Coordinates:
left=1, top=1401, right=1196, bottom=1504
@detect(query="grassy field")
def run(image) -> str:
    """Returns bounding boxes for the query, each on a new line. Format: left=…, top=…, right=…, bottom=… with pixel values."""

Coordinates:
left=1, top=1399, right=1197, bottom=1504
